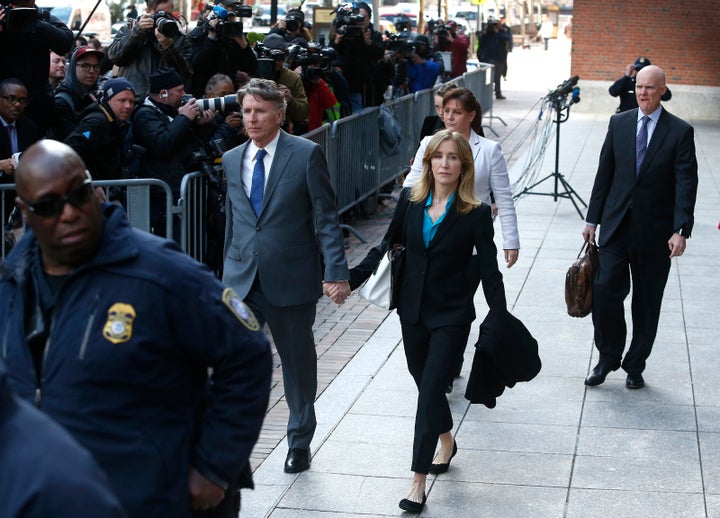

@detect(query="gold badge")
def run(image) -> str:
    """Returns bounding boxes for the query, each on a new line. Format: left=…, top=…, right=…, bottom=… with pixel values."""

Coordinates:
left=103, top=303, right=136, bottom=344
left=222, top=288, right=260, bottom=331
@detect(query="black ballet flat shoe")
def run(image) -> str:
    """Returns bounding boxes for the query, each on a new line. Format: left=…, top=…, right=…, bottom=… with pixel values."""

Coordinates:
left=428, top=440, right=457, bottom=475
left=399, top=493, right=427, bottom=514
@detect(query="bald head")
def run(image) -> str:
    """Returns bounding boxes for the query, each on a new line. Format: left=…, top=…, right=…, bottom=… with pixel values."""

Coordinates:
left=15, top=140, right=88, bottom=199
left=635, top=65, right=667, bottom=115
left=636, top=64, right=665, bottom=87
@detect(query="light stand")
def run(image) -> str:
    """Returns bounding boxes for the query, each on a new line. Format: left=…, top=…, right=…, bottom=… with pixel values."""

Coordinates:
left=514, top=76, right=587, bottom=219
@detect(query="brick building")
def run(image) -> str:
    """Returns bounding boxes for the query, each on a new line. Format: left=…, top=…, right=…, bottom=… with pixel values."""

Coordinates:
left=569, top=0, right=720, bottom=118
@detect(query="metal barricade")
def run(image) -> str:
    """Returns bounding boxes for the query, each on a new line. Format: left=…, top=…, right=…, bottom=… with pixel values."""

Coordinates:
left=1, top=178, right=173, bottom=261
left=178, top=170, right=209, bottom=263
left=380, top=94, right=416, bottom=189
left=469, top=63, right=506, bottom=135
left=329, top=108, right=380, bottom=215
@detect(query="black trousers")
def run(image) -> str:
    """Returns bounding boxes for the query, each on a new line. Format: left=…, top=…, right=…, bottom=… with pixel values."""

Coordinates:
left=400, top=320, right=470, bottom=474
left=592, top=213, right=671, bottom=374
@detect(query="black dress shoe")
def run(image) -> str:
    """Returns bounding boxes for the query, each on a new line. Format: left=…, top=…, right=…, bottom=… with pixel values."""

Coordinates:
left=399, top=493, right=426, bottom=514
left=584, top=364, right=611, bottom=387
left=284, top=448, right=310, bottom=473
left=626, top=373, right=645, bottom=389
left=429, top=440, right=457, bottom=475
left=496, top=94, right=506, bottom=100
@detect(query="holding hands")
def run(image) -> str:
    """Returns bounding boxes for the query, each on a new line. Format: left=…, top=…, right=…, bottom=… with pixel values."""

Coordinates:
left=323, top=281, right=351, bottom=305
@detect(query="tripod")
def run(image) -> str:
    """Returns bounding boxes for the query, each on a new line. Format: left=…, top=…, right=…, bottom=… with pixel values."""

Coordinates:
left=515, top=93, right=587, bottom=219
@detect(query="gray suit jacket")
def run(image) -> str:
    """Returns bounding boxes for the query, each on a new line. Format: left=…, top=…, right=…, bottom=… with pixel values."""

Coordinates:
left=222, top=130, right=349, bottom=307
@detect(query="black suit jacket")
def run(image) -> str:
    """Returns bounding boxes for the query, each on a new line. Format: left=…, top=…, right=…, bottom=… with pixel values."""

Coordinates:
left=586, top=107, right=698, bottom=255
left=1, top=116, right=41, bottom=184
left=351, top=188, right=506, bottom=327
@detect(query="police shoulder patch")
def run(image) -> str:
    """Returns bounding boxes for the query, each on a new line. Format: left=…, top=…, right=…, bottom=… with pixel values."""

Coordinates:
left=222, top=288, right=260, bottom=332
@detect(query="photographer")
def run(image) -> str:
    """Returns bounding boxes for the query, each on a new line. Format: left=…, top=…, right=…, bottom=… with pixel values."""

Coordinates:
left=64, top=77, right=135, bottom=182
left=406, top=34, right=441, bottom=93
left=186, top=0, right=257, bottom=98
left=478, top=19, right=511, bottom=100
left=0, top=0, right=73, bottom=135
left=197, top=72, right=246, bottom=149
left=131, top=68, right=218, bottom=238
left=256, top=34, right=309, bottom=135
left=107, top=0, right=192, bottom=101
left=330, top=1, right=385, bottom=112
left=268, top=8, right=311, bottom=48
left=289, top=47, right=339, bottom=131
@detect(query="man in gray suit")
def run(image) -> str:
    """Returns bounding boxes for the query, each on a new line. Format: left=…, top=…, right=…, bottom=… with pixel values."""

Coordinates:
left=222, top=78, right=351, bottom=473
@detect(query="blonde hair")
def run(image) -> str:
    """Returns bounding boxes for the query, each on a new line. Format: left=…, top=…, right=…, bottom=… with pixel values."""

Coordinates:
left=410, top=130, right=480, bottom=214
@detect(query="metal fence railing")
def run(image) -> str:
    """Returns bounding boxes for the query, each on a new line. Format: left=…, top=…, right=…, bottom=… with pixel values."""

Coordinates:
left=1, top=179, right=174, bottom=261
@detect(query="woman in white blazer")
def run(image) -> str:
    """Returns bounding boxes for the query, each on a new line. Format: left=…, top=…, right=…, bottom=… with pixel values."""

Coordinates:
left=405, top=87, right=520, bottom=267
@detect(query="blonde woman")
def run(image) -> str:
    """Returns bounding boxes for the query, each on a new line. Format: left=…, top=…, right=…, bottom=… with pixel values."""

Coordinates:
left=349, top=130, right=506, bottom=513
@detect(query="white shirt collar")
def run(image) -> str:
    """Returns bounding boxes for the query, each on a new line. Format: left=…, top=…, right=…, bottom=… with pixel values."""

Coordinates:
left=638, top=106, right=663, bottom=124
left=249, top=131, right=281, bottom=161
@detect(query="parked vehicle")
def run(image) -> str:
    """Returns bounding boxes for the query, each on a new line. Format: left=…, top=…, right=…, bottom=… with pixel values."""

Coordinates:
left=39, top=0, right=113, bottom=42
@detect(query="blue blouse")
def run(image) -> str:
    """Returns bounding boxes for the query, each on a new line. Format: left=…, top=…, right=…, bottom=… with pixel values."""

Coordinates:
left=423, top=192, right=455, bottom=248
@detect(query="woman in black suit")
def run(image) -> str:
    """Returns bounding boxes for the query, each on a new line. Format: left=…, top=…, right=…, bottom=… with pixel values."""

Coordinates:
left=349, top=130, right=506, bottom=513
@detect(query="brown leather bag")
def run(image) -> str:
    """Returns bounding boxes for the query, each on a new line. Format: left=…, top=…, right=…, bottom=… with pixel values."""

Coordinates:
left=565, top=240, right=600, bottom=318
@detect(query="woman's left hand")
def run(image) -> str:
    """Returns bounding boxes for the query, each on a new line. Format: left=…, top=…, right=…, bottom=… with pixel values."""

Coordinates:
left=504, top=249, right=519, bottom=268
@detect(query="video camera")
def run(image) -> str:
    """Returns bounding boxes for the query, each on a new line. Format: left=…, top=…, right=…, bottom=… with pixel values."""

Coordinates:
left=287, top=43, right=336, bottom=81
left=192, top=138, right=229, bottom=186
left=333, top=2, right=364, bottom=38
left=385, top=33, right=414, bottom=61
left=0, top=1, right=49, bottom=34
left=152, top=10, right=181, bottom=38
left=208, top=2, right=251, bottom=38
left=254, top=41, right=288, bottom=79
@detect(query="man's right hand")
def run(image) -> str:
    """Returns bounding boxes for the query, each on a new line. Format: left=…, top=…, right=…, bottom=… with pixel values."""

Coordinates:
left=582, top=224, right=596, bottom=244
left=137, top=13, right=154, bottom=31
left=0, top=158, right=15, bottom=176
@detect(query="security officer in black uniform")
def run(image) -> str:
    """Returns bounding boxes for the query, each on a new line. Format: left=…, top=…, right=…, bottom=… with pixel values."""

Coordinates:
left=0, top=140, right=272, bottom=517
left=609, top=56, right=672, bottom=112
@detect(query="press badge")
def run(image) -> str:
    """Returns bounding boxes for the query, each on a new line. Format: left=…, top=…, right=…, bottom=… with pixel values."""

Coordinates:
left=222, top=288, right=260, bottom=332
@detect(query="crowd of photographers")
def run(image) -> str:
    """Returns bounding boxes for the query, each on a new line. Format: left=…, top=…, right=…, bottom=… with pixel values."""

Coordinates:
left=1, top=0, right=488, bottom=246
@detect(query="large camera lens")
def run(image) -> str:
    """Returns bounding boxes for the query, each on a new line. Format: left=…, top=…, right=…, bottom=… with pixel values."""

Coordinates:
left=196, top=95, right=240, bottom=113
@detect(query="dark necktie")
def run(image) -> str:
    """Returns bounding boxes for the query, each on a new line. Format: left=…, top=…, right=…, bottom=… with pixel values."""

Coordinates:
left=6, top=124, right=17, bottom=155
left=636, top=115, right=649, bottom=176
left=250, top=148, right=267, bottom=216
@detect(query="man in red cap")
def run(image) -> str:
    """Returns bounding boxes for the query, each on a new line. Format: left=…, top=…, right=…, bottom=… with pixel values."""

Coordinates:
left=51, top=46, right=105, bottom=140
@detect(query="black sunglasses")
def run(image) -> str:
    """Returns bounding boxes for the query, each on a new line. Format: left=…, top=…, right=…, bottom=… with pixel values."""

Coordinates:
left=22, top=178, right=95, bottom=218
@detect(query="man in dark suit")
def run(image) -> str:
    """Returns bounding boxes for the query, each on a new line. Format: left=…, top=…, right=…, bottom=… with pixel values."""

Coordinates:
left=582, top=65, right=698, bottom=389
left=1, top=78, right=40, bottom=236
left=222, top=78, right=351, bottom=473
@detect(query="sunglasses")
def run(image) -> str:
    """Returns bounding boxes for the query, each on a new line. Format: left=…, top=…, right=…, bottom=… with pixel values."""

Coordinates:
left=22, top=177, right=95, bottom=218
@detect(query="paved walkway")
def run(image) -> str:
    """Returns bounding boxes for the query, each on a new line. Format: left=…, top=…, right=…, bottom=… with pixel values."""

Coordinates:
left=246, top=44, right=720, bottom=517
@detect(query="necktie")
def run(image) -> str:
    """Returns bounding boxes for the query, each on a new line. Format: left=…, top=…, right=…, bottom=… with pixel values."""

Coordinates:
left=636, top=115, right=649, bottom=176
left=6, top=124, right=17, bottom=155
left=250, top=148, right=267, bottom=216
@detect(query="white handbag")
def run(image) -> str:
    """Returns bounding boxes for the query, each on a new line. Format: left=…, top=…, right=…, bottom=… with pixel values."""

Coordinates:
left=358, top=253, right=392, bottom=309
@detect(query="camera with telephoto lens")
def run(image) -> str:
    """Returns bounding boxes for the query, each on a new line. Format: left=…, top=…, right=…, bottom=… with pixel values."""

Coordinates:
left=285, top=11, right=303, bottom=32
left=209, top=3, right=251, bottom=38
left=254, top=42, right=287, bottom=79
left=333, top=2, right=364, bottom=38
left=152, top=10, right=181, bottom=37
left=181, top=94, right=241, bottom=114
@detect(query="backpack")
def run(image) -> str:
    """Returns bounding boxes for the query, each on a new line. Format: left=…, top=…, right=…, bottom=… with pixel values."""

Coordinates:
left=378, top=105, right=401, bottom=158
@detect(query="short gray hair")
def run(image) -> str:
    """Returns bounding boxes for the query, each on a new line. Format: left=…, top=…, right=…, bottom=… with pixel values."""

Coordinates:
left=238, top=78, right=287, bottom=113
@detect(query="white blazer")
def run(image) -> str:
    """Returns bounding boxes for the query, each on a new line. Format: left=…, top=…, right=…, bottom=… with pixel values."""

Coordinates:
left=405, top=129, right=520, bottom=250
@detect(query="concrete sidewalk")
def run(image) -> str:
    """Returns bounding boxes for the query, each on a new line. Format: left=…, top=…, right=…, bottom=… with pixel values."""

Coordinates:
left=245, top=42, right=720, bottom=516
